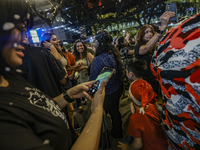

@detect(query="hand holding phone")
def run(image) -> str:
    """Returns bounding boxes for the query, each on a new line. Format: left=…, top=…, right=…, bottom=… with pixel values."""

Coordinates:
left=87, top=67, right=115, bottom=97
left=166, top=3, right=178, bottom=23
left=160, top=11, right=175, bottom=30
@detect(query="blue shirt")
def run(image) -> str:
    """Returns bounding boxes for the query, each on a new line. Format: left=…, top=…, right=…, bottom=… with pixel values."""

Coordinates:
left=89, top=52, right=122, bottom=95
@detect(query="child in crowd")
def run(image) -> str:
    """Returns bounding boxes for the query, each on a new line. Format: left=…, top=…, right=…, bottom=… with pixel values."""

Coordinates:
left=118, top=59, right=168, bottom=150
left=127, top=59, right=158, bottom=111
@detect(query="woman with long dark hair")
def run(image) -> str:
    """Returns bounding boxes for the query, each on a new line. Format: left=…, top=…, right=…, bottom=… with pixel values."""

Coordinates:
left=73, top=40, right=94, bottom=109
left=135, top=11, right=174, bottom=94
left=73, top=39, right=94, bottom=83
left=90, top=30, right=123, bottom=139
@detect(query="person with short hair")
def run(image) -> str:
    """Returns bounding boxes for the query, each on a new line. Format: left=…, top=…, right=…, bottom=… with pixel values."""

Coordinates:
left=126, top=59, right=158, bottom=112
left=118, top=59, right=167, bottom=150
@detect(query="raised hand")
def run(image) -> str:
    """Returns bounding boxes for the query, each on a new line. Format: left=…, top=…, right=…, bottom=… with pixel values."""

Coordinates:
left=118, top=141, right=129, bottom=150
left=160, top=11, right=175, bottom=30
left=43, top=41, right=52, bottom=49
left=130, top=102, right=135, bottom=114
left=90, top=81, right=106, bottom=113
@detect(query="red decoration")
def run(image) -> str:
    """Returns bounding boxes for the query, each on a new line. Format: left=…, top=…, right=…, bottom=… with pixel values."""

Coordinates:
left=98, top=0, right=102, bottom=6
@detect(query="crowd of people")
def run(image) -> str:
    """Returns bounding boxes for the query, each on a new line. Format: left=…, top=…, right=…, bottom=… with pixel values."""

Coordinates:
left=0, top=0, right=200, bottom=150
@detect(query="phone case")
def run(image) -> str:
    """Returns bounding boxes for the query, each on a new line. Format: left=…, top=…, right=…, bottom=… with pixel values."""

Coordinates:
left=166, top=3, right=178, bottom=23
left=87, top=67, right=116, bottom=97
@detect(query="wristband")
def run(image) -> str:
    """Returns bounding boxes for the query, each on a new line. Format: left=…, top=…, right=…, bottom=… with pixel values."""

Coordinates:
left=156, top=29, right=164, bottom=34
left=63, top=91, right=74, bottom=103
left=49, top=44, right=53, bottom=49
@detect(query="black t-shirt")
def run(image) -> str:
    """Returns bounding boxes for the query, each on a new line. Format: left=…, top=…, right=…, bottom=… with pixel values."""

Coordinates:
left=0, top=76, right=73, bottom=150
left=20, top=46, right=66, bottom=98
left=134, top=44, right=155, bottom=81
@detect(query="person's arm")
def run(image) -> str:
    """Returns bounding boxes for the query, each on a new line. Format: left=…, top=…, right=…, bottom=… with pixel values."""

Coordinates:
left=131, top=138, right=143, bottom=150
left=139, top=11, right=175, bottom=55
left=125, top=31, right=130, bottom=44
left=71, top=81, right=106, bottom=150
left=138, top=33, right=161, bottom=55
left=43, top=41, right=62, bottom=61
left=87, top=52, right=94, bottom=64
left=128, top=50, right=135, bottom=55
left=53, top=81, right=94, bottom=109
left=118, top=138, right=143, bottom=150
left=76, top=65, right=88, bottom=71
left=66, top=64, right=81, bottom=71
left=59, top=77, right=67, bottom=85
left=68, top=70, right=75, bottom=80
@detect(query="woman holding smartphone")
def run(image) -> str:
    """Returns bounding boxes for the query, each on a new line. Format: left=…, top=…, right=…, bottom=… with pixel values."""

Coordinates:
left=90, top=30, right=123, bottom=139
left=135, top=11, right=175, bottom=94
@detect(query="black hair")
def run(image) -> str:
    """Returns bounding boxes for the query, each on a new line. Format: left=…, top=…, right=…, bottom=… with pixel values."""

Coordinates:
left=126, top=59, right=147, bottom=78
left=0, top=0, right=33, bottom=48
left=59, top=41, right=66, bottom=53
left=60, top=41, right=63, bottom=47
left=0, top=0, right=32, bottom=76
left=117, top=36, right=126, bottom=50
left=73, top=39, right=88, bottom=61
left=95, top=30, right=123, bottom=78
left=40, top=33, right=55, bottom=47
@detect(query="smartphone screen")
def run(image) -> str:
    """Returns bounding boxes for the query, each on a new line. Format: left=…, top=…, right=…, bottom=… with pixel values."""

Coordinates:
left=166, top=3, right=178, bottom=23
left=87, top=67, right=115, bottom=97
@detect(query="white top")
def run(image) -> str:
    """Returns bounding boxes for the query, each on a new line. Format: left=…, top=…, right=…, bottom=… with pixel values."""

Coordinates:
left=76, top=58, right=90, bottom=83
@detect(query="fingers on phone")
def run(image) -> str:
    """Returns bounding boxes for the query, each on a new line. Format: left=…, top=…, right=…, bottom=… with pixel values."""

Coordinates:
left=83, top=91, right=93, bottom=101
left=97, top=81, right=106, bottom=94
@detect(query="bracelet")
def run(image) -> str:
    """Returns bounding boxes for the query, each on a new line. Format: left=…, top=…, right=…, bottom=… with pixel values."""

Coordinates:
left=156, top=29, right=164, bottom=34
left=63, top=91, right=74, bottom=103
left=49, top=44, right=53, bottom=49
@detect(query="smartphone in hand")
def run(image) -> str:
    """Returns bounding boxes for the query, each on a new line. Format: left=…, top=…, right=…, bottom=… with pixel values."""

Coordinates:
left=87, top=67, right=115, bottom=97
left=166, top=3, right=178, bottom=23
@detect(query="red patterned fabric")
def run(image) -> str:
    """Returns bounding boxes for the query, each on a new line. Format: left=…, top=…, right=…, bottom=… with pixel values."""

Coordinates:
left=151, top=13, right=200, bottom=149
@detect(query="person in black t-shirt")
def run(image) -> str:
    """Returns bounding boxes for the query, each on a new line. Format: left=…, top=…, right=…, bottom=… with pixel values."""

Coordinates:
left=135, top=11, right=175, bottom=94
left=20, top=45, right=67, bottom=98
left=0, top=1, right=107, bottom=150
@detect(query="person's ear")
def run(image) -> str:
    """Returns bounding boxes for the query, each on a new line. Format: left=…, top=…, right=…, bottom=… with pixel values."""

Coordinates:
left=129, top=71, right=134, bottom=77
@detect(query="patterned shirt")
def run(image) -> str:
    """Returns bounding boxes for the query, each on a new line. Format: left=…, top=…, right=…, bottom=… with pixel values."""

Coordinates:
left=151, top=13, right=200, bottom=150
